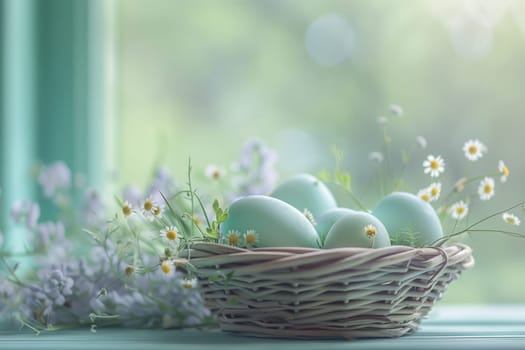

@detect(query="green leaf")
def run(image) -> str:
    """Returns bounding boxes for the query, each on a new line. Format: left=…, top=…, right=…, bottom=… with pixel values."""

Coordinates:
left=226, top=296, right=240, bottom=305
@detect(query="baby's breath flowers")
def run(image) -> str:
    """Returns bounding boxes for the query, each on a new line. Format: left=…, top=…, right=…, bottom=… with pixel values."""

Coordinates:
left=450, top=201, right=469, bottom=220
left=463, top=139, right=487, bottom=161
left=502, top=213, right=520, bottom=226
left=478, top=177, right=495, bottom=201
left=498, top=160, right=509, bottom=183
left=423, top=155, right=445, bottom=178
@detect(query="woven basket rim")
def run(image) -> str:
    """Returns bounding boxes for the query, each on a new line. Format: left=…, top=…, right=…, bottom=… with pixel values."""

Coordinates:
left=188, top=241, right=471, bottom=252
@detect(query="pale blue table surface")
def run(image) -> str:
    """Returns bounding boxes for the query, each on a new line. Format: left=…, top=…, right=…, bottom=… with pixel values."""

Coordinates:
left=1, top=305, right=524, bottom=349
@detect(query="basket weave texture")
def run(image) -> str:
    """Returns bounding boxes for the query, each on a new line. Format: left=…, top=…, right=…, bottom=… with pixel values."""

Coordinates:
left=184, top=242, right=474, bottom=339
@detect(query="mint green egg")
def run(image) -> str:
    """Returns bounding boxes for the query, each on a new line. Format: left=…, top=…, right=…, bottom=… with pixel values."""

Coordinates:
left=270, top=173, right=337, bottom=220
left=372, top=192, right=443, bottom=247
left=220, top=195, right=320, bottom=248
left=323, top=212, right=391, bottom=249
left=315, top=208, right=356, bottom=243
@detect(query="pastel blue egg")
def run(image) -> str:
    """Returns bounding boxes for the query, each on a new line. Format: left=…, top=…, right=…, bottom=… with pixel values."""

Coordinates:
left=323, top=211, right=391, bottom=249
left=372, top=192, right=443, bottom=247
left=315, top=208, right=356, bottom=243
left=270, top=173, right=337, bottom=220
left=220, top=195, right=320, bottom=248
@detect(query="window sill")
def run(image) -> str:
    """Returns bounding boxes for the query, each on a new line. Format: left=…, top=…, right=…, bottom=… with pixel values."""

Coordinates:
left=1, top=305, right=524, bottom=349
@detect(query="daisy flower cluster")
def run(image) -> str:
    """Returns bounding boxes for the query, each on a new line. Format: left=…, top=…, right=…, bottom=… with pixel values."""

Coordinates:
left=418, top=138, right=519, bottom=230
left=1, top=138, right=278, bottom=333
left=360, top=107, right=524, bottom=245
left=1, top=162, right=215, bottom=334
left=222, top=229, right=259, bottom=248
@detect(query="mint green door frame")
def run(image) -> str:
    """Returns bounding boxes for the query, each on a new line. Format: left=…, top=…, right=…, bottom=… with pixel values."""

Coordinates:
left=1, top=0, right=108, bottom=250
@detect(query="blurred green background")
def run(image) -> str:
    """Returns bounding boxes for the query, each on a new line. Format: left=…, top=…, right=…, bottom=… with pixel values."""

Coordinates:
left=116, top=0, right=525, bottom=303
left=2, top=0, right=525, bottom=304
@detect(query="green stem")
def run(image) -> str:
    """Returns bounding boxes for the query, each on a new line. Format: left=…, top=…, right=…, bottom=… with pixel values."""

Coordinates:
left=433, top=201, right=525, bottom=245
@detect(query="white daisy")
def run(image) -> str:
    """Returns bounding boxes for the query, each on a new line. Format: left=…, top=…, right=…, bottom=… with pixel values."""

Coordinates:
left=364, top=224, right=377, bottom=239
left=449, top=201, right=468, bottom=220
left=502, top=213, right=520, bottom=226
left=160, top=260, right=175, bottom=275
left=160, top=226, right=179, bottom=243
left=244, top=230, right=259, bottom=248
left=417, top=188, right=431, bottom=202
left=205, top=164, right=225, bottom=180
left=478, top=177, right=495, bottom=201
left=121, top=201, right=133, bottom=217
left=428, top=182, right=442, bottom=202
left=498, top=160, right=509, bottom=183
left=223, top=230, right=243, bottom=247
left=462, top=139, right=487, bottom=161
left=142, top=196, right=157, bottom=220
left=423, top=155, right=445, bottom=178
left=181, top=277, right=198, bottom=289
left=153, top=204, right=164, bottom=218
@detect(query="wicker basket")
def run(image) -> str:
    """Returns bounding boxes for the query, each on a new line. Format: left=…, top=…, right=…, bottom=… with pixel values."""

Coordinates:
left=182, top=242, right=474, bottom=340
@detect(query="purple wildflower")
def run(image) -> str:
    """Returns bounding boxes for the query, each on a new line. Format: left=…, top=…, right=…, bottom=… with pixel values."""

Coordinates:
left=82, top=189, right=106, bottom=228
left=38, top=161, right=71, bottom=198
left=10, top=200, right=40, bottom=229
left=229, top=139, right=278, bottom=201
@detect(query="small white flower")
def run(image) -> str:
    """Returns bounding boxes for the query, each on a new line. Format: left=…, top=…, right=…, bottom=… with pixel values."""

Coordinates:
left=244, top=230, right=259, bottom=248
left=205, top=164, right=225, bottom=180
left=364, top=224, right=377, bottom=239
left=427, top=182, right=442, bottom=202
left=417, top=188, right=431, bottom=202
left=160, top=260, right=175, bottom=275
left=121, top=201, right=133, bottom=217
left=498, top=160, right=509, bottom=183
left=142, top=196, right=155, bottom=214
left=449, top=201, right=468, bottom=220
left=478, top=177, right=495, bottom=201
left=502, top=213, right=520, bottom=226
left=181, top=277, right=198, bottom=289
left=160, top=226, right=179, bottom=243
left=462, top=139, right=487, bottom=161
left=152, top=204, right=164, bottom=218
left=423, top=155, right=445, bottom=178
left=389, top=104, right=403, bottom=117
left=416, top=136, right=427, bottom=149
left=223, top=230, right=243, bottom=247
left=368, top=152, right=384, bottom=163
